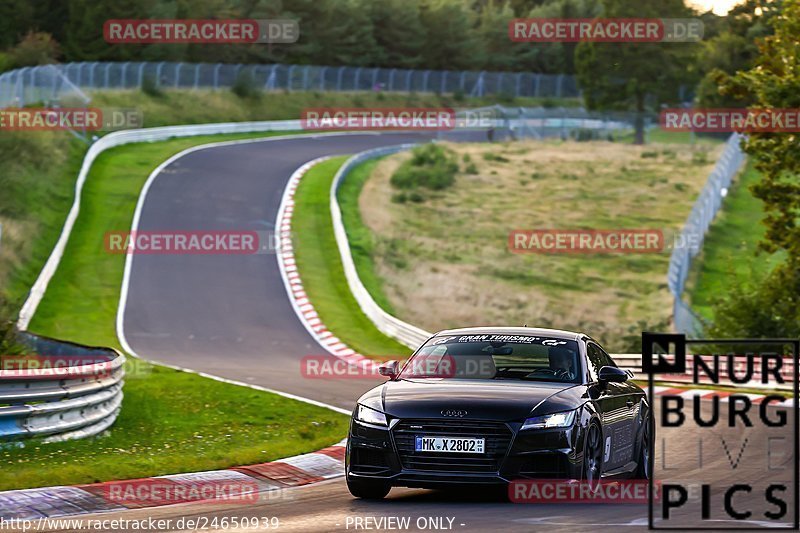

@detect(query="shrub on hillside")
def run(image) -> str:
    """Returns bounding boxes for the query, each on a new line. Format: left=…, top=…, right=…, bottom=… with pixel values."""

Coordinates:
left=141, top=75, right=163, bottom=97
left=8, top=32, right=60, bottom=68
left=231, top=72, right=261, bottom=99
left=390, top=144, right=458, bottom=191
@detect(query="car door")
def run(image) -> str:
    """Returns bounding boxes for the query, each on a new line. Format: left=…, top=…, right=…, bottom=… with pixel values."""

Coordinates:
left=601, top=345, right=647, bottom=467
left=586, top=342, right=634, bottom=471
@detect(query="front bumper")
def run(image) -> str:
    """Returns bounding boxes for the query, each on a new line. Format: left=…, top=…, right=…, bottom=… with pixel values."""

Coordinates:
left=346, top=417, right=585, bottom=488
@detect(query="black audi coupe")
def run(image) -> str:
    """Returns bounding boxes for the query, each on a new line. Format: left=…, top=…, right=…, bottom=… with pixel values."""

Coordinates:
left=346, top=327, right=651, bottom=499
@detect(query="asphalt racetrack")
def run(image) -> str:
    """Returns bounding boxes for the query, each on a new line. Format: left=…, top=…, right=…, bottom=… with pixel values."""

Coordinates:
left=87, top=131, right=796, bottom=532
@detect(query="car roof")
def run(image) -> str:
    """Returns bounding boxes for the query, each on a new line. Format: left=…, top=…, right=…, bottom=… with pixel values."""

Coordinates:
left=432, top=326, right=584, bottom=341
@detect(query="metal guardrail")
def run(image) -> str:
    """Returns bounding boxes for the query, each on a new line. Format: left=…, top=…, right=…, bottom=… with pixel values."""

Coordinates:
left=0, top=332, right=125, bottom=443
left=668, top=133, right=747, bottom=335
left=330, top=144, right=433, bottom=350
left=0, top=62, right=581, bottom=108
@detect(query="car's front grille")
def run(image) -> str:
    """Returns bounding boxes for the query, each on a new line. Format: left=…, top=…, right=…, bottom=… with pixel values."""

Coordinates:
left=392, top=419, right=513, bottom=473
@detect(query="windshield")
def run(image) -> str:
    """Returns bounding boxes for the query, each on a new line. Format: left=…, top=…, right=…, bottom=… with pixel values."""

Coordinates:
left=400, top=334, right=581, bottom=383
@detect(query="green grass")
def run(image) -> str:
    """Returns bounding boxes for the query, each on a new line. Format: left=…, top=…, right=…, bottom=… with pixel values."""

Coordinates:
left=0, top=132, right=86, bottom=312
left=0, top=364, right=346, bottom=490
left=686, top=161, right=782, bottom=320
left=614, top=127, right=725, bottom=146
left=89, top=89, right=581, bottom=128
left=2, top=131, right=348, bottom=490
left=292, top=157, right=411, bottom=359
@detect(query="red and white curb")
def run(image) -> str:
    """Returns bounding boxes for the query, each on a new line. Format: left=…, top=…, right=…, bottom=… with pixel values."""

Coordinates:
left=275, top=157, right=380, bottom=374
left=0, top=439, right=346, bottom=519
left=650, top=385, right=794, bottom=406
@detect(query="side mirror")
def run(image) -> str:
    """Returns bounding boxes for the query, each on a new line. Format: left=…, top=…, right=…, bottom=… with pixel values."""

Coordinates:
left=598, top=365, right=628, bottom=383
left=378, top=360, right=399, bottom=380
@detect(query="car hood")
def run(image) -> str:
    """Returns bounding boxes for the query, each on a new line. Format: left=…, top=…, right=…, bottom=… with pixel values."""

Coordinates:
left=360, top=378, right=586, bottom=422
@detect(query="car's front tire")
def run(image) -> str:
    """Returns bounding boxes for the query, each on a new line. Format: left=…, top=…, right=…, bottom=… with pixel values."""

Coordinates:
left=635, top=409, right=651, bottom=479
left=347, top=477, right=391, bottom=500
left=583, top=422, right=603, bottom=486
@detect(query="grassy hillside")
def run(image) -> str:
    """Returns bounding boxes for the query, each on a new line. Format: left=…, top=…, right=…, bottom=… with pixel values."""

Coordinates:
left=354, top=137, right=724, bottom=352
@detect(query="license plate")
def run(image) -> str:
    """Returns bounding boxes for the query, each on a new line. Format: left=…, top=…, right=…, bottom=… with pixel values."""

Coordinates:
left=414, top=436, right=485, bottom=454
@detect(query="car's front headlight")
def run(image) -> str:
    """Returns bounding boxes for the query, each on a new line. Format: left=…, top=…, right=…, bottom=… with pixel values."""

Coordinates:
left=521, top=409, right=576, bottom=430
left=355, top=404, right=387, bottom=426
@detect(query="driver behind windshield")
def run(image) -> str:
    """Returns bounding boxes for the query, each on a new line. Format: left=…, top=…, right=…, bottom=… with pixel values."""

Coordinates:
left=548, top=346, right=577, bottom=381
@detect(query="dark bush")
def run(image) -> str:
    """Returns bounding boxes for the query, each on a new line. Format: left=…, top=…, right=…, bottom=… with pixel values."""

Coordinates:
left=482, top=152, right=509, bottom=162
left=390, top=144, right=458, bottom=191
left=141, top=75, right=163, bottom=97
left=231, top=72, right=261, bottom=99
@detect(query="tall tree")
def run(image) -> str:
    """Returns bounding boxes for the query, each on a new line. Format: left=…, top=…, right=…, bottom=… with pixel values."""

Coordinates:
left=522, top=0, right=601, bottom=74
left=696, top=0, right=778, bottom=107
left=709, top=1, right=800, bottom=339
left=575, top=0, right=697, bottom=143
left=367, top=0, right=427, bottom=69
left=418, top=0, right=484, bottom=70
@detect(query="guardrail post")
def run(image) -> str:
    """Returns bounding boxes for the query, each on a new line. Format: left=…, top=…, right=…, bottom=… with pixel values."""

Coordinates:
left=406, top=70, right=413, bottom=92
left=264, top=64, right=277, bottom=90
left=193, top=64, right=201, bottom=89
left=515, top=73, right=522, bottom=97
left=175, top=63, right=182, bottom=88
left=336, top=66, right=345, bottom=91
left=120, top=61, right=129, bottom=88
left=137, top=62, right=146, bottom=87
left=213, top=63, right=221, bottom=89
left=372, top=67, right=379, bottom=90
left=88, top=62, right=98, bottom=88
left=155, top=61, right=166, bottom=87
left=440, top=71, right=447, bottom=94
left=287, top=64, right=296, bottom=92
left=353, top=67, right=362, bottom=91
left=388, top=69, right=396, bottom=91
left=51, top=66, right=59, bottom=101
left=319, top=66, right=327, bottom=90
left=422, top=70, right=430, bottom=93
left=302, top=65, right=310, bottom=91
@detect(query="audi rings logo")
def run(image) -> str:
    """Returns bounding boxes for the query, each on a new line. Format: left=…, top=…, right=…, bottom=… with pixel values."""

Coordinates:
left=441, top=409, right=468, bottom=418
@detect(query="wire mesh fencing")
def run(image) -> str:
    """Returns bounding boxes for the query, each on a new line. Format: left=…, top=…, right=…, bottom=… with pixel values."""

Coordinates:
left=0, top=62, right=582, bottom=108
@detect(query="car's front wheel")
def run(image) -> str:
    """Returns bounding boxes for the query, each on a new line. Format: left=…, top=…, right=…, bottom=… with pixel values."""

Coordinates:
left=635, top=410, right=651, bottom=479
left=583, top=422, right=603, bottom=486
left=347, top=477, right=391, bottom=500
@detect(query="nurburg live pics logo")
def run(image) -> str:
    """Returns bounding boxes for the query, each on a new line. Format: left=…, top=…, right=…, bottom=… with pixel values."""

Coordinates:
left=643, top=332, right=799, bottom=530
